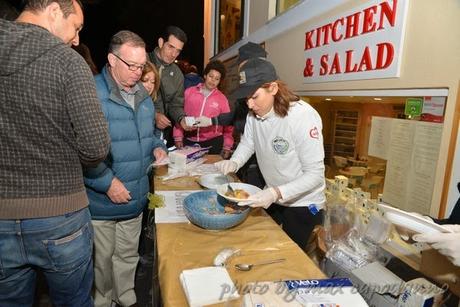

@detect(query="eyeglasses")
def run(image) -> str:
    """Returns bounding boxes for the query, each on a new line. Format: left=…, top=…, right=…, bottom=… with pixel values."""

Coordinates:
left=112, top=53, right=145, bottom=71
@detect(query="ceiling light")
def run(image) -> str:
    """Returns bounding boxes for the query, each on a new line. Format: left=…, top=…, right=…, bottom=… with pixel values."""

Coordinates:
left=373, top=97, right=382, bottom=101
left=325, top=98, right=332, bottom=101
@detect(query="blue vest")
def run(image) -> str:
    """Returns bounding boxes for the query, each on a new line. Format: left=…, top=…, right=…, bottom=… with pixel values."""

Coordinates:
left=84, top=67, right=160, bottom=220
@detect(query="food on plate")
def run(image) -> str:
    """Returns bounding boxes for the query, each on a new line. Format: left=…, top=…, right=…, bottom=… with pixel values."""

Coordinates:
left=203, top=199, right=246, bottom=215
left=224, top=203, right=245, bottom=214
left=224, top=205, right=236, bottom=214
left=225, top=188, right=250, bottom=199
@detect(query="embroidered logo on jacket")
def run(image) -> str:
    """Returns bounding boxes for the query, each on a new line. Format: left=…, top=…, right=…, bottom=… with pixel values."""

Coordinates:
left=272, top=137, right=289, bottom=155
left=309, top=127, right=319, bottom=139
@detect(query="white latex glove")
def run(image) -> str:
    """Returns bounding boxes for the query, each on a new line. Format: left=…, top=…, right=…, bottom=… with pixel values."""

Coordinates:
left=195, top=116, right=212, bottom=127
left=214, top=160, right=238, bottom=175
left=238, top=187, right=279, bottom=209
left=414, top=225, right=460, bottom=267
left=442, top=224, right=460, bottom=233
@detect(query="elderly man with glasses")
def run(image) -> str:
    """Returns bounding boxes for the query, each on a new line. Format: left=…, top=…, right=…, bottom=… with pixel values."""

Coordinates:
left=84, top=30, right=167, bottom=307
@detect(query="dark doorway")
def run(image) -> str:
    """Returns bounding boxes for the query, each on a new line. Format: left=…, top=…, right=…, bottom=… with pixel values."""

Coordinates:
left=1, top=0, right=205, bottom=73
left=81, top=0, right=205, bottom=72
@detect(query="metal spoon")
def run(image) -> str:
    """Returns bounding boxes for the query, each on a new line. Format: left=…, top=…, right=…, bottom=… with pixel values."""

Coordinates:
left=227, top=184, right=235, bottom=195
left=213, top=174, right=230, bottom=185
left=235, top=258, right=286, bottom=271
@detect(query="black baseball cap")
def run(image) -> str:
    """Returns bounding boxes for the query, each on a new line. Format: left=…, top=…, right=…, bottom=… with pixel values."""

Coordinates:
left=237, top=42, right=267, bottom=64
left=231, top=58, right=278, bottom=100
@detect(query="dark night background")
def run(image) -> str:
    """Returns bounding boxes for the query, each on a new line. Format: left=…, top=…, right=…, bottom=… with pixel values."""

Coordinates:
left=1, top=0, right=205, bottom=73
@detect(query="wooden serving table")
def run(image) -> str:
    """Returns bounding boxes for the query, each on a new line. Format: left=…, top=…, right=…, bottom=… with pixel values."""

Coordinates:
left=153, top=155, right=325, bottom=307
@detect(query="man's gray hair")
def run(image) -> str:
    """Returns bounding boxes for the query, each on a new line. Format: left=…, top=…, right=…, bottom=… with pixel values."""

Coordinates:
left=108, top=30, right=146, bottom=55
left=24, top=0, right=83, bottom=17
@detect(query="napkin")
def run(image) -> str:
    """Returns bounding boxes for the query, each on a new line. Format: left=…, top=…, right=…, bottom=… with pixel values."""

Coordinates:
left=180, top=266, right=240, bottom=306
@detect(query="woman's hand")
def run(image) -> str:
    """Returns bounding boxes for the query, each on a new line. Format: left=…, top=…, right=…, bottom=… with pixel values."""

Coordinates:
left=221, top=149, right=232, bottom=159
left=238, top=187, right=280, bottom=209
left=175, top=140, right=184, bottom=149
left=214, top=160, right=238, bottom=175
left=414, top=227, right=460, bottom=266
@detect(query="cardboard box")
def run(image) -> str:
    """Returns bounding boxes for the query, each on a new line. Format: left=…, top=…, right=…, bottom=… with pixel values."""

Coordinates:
left=397, top=278, right=444, bottom=307
left=242, top=278, right=369, bottom=306
left=420, top=248, right=460, bottom=296
left=168, top=146, right=210, bottom=170
left=323, top=259, right=400, bottom=306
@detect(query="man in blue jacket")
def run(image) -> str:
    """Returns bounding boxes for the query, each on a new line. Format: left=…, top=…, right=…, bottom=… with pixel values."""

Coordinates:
left=84, top=30, right=167, bottom=307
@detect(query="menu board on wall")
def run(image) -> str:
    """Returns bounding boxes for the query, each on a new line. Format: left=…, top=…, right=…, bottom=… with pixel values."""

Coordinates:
left=368, top=117, right=393, bottom=159
left=405, top=122, right=443, bottom=213
left=369, top=117, right=443, bottom=214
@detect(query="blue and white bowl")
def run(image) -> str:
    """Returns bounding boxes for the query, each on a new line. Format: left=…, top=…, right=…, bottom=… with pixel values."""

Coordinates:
left=183, top=190, right=250, bottom=230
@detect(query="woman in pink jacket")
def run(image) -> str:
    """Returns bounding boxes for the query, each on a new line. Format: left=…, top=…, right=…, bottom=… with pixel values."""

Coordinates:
left=173, top=60, right=234, bottom=157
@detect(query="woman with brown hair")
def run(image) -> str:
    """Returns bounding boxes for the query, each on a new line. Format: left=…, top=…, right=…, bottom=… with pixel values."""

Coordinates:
left=215, top=58, right=326, bottom=249
left=141, top=61, right=160, bottom=101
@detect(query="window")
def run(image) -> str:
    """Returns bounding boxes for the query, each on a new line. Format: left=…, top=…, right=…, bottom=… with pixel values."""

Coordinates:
left=276, top=0, right=300, bottom=15
left=306, top=93, right=446, bottom=214
left=216, top=0, right=244, bottom=53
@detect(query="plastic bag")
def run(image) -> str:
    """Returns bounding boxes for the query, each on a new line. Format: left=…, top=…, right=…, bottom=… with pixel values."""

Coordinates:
left=326, top=229, right=379, bottom=272
left=323, top=193, right=357, bottom=247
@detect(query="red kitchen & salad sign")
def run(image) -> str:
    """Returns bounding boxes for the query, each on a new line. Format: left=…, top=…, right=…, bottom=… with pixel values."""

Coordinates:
left=303, top=0, right=408, bottom=83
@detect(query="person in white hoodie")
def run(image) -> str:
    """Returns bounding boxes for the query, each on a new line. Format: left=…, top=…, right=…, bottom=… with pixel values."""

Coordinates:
left=414, top=183, right=460, bottom=267
left=215, top=58, right=325, bottom=249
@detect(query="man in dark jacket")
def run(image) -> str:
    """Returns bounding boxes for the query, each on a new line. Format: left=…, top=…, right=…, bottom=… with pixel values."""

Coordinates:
left=148, top=25, right=196, bottom=146
left=0, top=0, right=110, bottom=306
left=85, top=30, right=167, bottom=307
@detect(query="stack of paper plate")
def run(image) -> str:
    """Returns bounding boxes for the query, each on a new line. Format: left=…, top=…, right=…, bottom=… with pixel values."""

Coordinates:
left=198, top=174, right=234, bottom=190
left=378, top=203, right=452, bottom=235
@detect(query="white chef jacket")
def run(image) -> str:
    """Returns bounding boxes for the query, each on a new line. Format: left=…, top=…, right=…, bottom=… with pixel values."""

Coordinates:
left=231, top=100, right=326, bottom=209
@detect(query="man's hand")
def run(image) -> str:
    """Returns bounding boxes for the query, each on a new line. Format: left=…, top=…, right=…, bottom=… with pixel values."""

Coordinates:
left=214, top=160, right=238, bottom=175
left=153, top=148, right=168, bottom=162
left=107, top=177, right=131, bottom=204
left=180, top=118, right=196, bottom=131
left=414, top=225, right=460, bottom=267
left=238, top=187, right=280, bottom=209
left=155, top=112, right=171, bottom=129
left=195, top=116, right=212, bottom=127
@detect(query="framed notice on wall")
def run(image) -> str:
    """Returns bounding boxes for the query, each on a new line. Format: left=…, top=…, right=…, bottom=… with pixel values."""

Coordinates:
left=369, top=117, right=444, bottom=214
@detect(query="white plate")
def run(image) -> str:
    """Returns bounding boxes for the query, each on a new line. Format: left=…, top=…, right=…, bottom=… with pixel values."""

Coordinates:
left=378, top=203, right=452, bottom=234
left=216, top=183, right=262, bottom=202
left=198, top=174, right=234, bottom=190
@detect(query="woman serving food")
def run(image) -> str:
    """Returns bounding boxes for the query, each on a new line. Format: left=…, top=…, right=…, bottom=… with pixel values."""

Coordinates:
left=215, top=58, right=326, bottom=249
